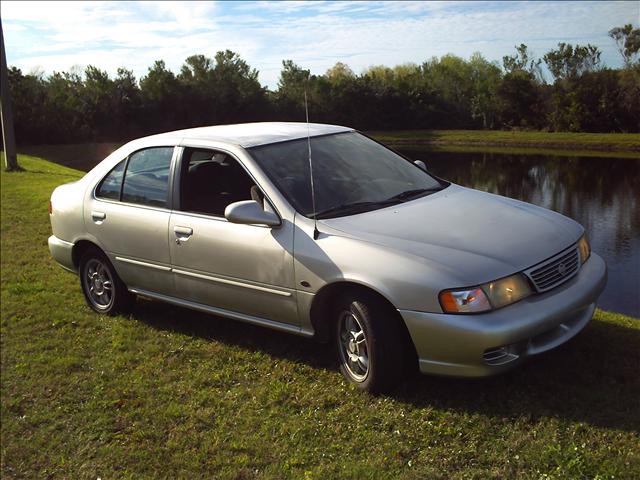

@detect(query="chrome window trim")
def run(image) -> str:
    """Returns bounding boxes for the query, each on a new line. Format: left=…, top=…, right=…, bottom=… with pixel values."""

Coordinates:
left=91, top=196, right=173, bottom=214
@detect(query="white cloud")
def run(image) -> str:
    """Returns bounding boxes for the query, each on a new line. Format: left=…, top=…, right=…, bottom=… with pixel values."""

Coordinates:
left=3, top=1, right=638, bottom=88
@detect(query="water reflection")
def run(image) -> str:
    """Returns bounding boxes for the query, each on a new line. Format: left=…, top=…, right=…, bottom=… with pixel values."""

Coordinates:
left=400, top=150, right=640, bottom=317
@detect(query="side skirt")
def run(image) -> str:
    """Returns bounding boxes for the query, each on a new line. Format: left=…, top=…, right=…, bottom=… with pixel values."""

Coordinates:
left=128, top=287, right=315, bottom=337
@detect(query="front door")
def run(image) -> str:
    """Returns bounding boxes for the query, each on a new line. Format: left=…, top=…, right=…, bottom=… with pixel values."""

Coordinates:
left=168, top=147, right=298, bottom=326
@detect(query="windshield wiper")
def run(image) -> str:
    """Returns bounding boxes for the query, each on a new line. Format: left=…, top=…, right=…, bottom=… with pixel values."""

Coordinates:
left=313, top=187, right=444, bottom=219
left=313, top=200, right=400, bottom=219
left=384, top=187, right=442, bottom=202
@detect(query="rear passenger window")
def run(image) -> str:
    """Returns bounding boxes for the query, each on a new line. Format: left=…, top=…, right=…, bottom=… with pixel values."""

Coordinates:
left=96, top=160, right=125, bottom=200
left=122, top=147, right=174, bottom=208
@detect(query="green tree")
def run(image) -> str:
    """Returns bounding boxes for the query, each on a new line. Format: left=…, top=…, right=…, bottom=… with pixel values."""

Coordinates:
left=497, top=70, right=541, bottom=129
left=421, top=54, right=475, bottom=128
left=609, top=24, right=640, bottom=67
left=325, top=62, right=355, bottom=83
left=113, top=68, right=141, bottom=139
left=210, top=50, right=267, bottom=123
left=45, top=69, right=89, bottom=142
left=81, top=66, right=116, bottom=140
left=140, top=60, right=183, bottom=132
left=502, top=44, right=543, bottom=82
left=543, top=43, right=602, bottom=81
left=468, top=53, right=502, bottom=128
left=177, top=54, right=215, bottom=126
left=6, top=67, right=48, bottom=143
left=275, top=60, right=311, bottom=120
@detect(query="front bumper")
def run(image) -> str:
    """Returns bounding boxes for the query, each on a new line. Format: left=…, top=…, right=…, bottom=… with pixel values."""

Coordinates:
left=399, top=253, right=607, bottom=377
left=48, top=235, right=77, bottom=273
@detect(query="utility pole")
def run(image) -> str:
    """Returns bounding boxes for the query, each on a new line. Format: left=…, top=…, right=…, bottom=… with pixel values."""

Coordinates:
left=0, top=17, right=19, bottom=171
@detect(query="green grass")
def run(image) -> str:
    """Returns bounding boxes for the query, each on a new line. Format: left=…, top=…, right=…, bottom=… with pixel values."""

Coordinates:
left=369, top=130, right=640, bottom=155
left=2, top=155, right=639, bottom=479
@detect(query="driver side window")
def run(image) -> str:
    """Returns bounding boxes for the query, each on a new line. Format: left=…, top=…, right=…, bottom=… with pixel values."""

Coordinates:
left=179, top=148, right=264, bottom=217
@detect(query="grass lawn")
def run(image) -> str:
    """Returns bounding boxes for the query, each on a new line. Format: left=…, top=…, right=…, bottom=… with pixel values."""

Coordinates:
left=369, top=130, right=640, bottom=154
left=1, top=155, right=639, bottom=479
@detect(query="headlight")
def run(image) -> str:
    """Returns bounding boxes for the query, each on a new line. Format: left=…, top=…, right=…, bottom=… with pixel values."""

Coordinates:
left=483, top=274, right=533, bottom=309
left=439, top=273, right=533, bottom=314
left=578, top=234, right=590, bottom=264
left=439, top=287, right=491, bottom=313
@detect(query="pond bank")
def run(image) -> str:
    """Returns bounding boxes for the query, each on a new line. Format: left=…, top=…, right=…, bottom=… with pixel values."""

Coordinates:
left=369, top=130, right=640, bottom=155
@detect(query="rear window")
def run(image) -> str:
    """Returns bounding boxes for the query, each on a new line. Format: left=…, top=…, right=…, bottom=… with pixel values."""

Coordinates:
left=121, top=147, right=174, bottom=208
left=96, top=160, right=125, bottom=200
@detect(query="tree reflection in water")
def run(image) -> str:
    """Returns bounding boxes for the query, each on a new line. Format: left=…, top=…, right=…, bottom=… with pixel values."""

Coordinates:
left=400, top=149, right=640, bottom=317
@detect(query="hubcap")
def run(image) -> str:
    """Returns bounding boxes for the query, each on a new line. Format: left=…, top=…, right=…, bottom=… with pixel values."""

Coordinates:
left=338, top=310, right=369, bottom=382
left=84, top=258, right=114, bottom=310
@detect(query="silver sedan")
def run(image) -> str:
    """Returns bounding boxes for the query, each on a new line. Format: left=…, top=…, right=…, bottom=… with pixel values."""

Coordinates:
left=48, top=123, right=607, bottom=392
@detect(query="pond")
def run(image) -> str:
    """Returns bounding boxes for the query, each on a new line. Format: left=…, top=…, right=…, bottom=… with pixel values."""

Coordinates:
left=398, top=149, right=640, bottom=318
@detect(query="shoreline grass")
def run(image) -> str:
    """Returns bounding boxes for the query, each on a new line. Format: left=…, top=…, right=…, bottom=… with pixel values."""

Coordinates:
left=2, top=155, right=639, bottom=478
left=384, top=143, right=640, bottom=159
left=369, top=130, right=640, bottom=155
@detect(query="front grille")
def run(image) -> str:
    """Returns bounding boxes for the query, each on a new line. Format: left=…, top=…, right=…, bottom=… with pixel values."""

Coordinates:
left=525, top=245, right=580, bottom=293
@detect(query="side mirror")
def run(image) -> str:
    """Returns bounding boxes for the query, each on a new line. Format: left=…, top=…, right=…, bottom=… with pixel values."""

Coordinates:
left=414, top=160, right=427, bottom=171
left=225, top=200, right=281, bottom=227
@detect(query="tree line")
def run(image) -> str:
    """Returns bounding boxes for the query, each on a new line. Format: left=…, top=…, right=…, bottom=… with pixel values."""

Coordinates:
left=7, top=24, right=639, bottom=145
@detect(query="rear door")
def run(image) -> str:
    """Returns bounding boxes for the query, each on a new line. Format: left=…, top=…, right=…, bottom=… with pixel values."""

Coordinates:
left=85, top=146, right=176, bottom=296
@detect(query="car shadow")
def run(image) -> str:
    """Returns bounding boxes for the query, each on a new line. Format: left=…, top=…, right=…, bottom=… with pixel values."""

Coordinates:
left=392, top=319, right=640, bottom=434
left=132, top=299, right=639, bottom=433
left=132, top=298, right=335, bottom=371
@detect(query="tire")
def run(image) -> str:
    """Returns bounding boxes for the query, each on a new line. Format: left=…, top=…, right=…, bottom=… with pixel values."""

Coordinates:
left=333, top=291, right=405, bottom=393
left=79, top=248, right=135, bottom=315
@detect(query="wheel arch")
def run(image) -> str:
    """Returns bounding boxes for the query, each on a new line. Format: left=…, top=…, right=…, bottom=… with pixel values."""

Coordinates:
left=309, top=281, right=417, bottom=361
left=72, top=239, right=105, bottom=269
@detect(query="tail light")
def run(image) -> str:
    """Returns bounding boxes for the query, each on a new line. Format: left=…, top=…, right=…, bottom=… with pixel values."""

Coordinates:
left=48, top=200, right=52, bottom=215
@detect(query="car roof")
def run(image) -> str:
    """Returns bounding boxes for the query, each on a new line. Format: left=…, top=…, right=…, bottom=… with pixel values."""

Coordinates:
left=146, top=122, right=354, bottom=148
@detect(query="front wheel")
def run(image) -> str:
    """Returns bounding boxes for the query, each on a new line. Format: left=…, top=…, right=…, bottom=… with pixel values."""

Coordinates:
left=334, top=292, right=406, bottom=393
left=79, top=248, right=135, bottom=315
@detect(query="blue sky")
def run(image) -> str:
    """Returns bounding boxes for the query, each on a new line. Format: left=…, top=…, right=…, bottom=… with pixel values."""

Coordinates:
left=2, top=1, right=638, bottom=88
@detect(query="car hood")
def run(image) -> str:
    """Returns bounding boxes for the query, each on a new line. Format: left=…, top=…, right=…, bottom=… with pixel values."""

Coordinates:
left=321, top=184, right=583, bottom=286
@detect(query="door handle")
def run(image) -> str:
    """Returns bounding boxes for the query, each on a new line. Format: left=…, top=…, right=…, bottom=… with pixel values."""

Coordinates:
left=174, top=226, right=193, bottom=244
left=91, top=211, right=106, bottom=222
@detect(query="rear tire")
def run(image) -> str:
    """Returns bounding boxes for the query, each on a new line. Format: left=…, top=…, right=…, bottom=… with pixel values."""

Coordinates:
left=79, top=248, right=135, bottom=315
left=333, top=291, right=405, bottom=393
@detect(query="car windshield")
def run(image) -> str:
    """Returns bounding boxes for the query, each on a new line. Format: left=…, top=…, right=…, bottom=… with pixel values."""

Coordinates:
left=248, top=132, right=446, bottom=218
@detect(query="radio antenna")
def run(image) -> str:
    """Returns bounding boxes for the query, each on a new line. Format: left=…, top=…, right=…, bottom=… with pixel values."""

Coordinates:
left=304, top=81, right=320, bottom=240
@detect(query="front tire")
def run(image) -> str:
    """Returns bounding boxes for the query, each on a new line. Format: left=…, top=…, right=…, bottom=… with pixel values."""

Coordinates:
left=79, top=248, right=135, bottom=315
left=334, top=292, right=405, bottom=393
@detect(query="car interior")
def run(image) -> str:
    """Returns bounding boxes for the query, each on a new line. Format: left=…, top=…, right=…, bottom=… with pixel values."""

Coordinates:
left=180, top=148, right=265, bottom=217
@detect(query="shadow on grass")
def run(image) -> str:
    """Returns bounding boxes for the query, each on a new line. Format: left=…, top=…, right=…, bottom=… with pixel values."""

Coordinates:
left=133, top=299, right=639, bottom=433
left=392, top=319, right=640, bottom=434
left=133, top=299, right=335, bottom=371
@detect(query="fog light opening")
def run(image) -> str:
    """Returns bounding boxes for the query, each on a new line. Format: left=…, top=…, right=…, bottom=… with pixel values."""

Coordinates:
left=483, top=345, right=520, bottom=366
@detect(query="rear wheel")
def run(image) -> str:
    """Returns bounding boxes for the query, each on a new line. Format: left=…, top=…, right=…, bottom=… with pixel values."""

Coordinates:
left=79, top=248, right=134, bottom=315
left=334, top=292, right=405, bottom=393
